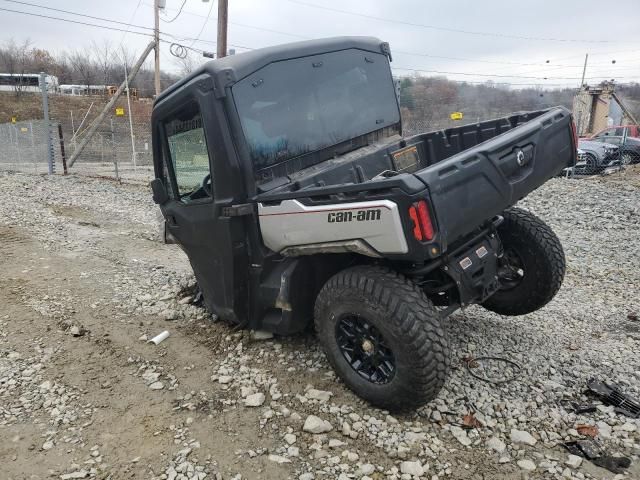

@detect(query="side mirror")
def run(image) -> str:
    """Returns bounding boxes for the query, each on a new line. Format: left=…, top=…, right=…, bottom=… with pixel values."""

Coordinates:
left=150, top=178, right=169, bottom=205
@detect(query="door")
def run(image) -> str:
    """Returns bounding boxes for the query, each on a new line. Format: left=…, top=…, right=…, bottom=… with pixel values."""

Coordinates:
left=157, top=96, right=248, bottom=324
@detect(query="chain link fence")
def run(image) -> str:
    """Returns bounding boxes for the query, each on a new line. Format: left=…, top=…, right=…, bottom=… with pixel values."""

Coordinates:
left=0, top=119, right=56, bottom=174
left=0, top=84, right=154, bottom=184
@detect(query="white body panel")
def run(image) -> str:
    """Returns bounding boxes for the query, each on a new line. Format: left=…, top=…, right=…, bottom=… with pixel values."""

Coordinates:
left=258, top=199, right=408, bottom=255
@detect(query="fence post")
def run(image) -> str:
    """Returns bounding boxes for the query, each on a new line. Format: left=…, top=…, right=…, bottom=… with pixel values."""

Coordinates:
left=39, top=72, right=55, bottom=174
left=14, top=124, right=21, bottom=166
left=110, top=116, right=119, bottom=180
left=57, top=123, right=68, bottom=175
left=29, top=122, right=36, bottom=173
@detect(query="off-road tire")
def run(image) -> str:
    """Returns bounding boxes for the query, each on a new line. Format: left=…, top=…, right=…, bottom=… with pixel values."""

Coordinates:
left=482, top=207, right=565, bottom=316
left=314, top=265, right=449, bottom=411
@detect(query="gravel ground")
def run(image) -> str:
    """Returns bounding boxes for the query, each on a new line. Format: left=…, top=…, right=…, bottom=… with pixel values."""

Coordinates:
left=0, top=167, right=639, bottom=480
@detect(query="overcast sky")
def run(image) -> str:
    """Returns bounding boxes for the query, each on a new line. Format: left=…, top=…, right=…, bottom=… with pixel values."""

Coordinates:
left=2, top=0, right=640, bottom=88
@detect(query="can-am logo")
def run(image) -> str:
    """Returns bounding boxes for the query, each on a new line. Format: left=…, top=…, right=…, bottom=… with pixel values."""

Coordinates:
left=327, top=209, right=382, bottom=223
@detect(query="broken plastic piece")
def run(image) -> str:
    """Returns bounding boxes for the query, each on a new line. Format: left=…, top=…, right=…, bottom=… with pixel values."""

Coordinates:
left=564, top=440, right=631, bottom=474
left=587, top=378, right=640, bottom=418
left=564, top=440, right=602, bottom=460
left=573, top=403, right=597, bottom=414
left=148, top=331, right=170, bottom=345
left=592, top=455, right=631, bottom=474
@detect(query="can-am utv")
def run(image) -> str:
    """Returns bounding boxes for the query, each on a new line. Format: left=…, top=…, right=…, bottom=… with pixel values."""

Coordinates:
left=150, top=37, right=576, bottom=410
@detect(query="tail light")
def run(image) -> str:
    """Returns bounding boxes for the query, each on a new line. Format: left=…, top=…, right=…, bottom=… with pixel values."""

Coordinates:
left=408, top=200, right=434, bottom=241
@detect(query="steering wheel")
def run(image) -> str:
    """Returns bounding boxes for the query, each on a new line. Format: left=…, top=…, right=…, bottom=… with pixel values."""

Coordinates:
left=201, top=173, right=212, bottom=196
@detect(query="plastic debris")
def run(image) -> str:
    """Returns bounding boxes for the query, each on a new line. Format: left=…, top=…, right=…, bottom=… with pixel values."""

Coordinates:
left=587, top=378, right=640, bottom=418
left=148, top=330, right=170, bottom=345
left=564, top=440, right=631, bottom=474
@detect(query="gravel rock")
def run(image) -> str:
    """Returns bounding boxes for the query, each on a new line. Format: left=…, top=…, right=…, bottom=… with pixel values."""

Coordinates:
left=450, top=426, right=472, bottom=446
left=486, top=437, right=506, bottom=454
left=69, top=325, right=81, bottom=336
left=60, top=471, right=89, bottom=479
left=306, top=388, right=333, bottom=402
left=268, top=454, right=291, bottom=464
left=358, top=464, right=375, bottom=475
left=517, top=459, right=536, bottom=471
left=565, top=454, right=583, bottom=468
left=243, top=392, right=265, bottom=407
left=400, top=460, right=425, bottom=476
left=510, top=429, right=537, bottom=446
left=303, top=415, right=333, bottom=434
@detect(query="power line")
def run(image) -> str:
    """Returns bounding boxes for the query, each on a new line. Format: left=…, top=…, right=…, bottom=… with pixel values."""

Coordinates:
left=0, top=2, right=249, bottom=53
left=393, top=66, right=639, bottom=81
left=285, top=0, right=626, bottom=44
left=188, top=0, right=215, bottom=48
left=0, top=6, right=154, bottom=36
left=0, top=0, right=155, bottom=31
left=118, top=0, right=144, bottom=46
left=142, top=1, right=308, bottom=40
left=161, top=0, right=187, bottom=23
left=393, top=50, right=622, bottom=69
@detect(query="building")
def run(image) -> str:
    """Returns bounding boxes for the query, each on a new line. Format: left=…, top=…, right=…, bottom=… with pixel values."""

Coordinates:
left=573, top=81, right=638, bottom=136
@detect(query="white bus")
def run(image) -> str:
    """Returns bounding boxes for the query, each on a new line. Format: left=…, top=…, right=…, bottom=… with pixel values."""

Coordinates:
left=0, top=73, right=59, bottom=93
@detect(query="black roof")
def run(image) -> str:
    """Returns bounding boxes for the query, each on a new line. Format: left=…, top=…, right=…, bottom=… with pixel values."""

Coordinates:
left=155, top=36, right=390, bottom=105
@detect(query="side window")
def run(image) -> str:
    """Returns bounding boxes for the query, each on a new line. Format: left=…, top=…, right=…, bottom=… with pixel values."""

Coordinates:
left=164, top=100, right=212, bottom=202
left=614, top=127, right=625, bottom=136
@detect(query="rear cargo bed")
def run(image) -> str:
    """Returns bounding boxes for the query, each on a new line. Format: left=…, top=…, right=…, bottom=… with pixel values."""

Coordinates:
left=414, top=107, right=575, bottom=247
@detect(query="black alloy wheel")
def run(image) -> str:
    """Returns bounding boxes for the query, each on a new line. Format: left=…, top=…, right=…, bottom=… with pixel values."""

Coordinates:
left=335, top=314, right=395, bottom=384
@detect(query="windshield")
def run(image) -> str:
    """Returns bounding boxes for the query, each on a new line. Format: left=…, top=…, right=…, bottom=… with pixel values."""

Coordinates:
left=232, top=49, right=400, bottom=171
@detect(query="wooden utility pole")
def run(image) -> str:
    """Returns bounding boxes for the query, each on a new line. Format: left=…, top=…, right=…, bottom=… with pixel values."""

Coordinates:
left=154, top=0, right=161, bottom=95
left=217, top=0, right=228, bottom=59
left=580, top=53, right=588, bottom=87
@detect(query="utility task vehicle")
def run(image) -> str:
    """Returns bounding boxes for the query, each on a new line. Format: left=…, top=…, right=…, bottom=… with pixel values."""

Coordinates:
left=150, top=37, right=576, bottom=411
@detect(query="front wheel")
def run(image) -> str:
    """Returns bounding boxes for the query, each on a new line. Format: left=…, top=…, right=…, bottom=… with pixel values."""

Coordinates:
left=314, top=266, right=449, bottom=411
left=621, top=152, right=637, bottom=165
left=482, top=207, right=565, bottom=316
left=580, top=153, right=598, bottom=175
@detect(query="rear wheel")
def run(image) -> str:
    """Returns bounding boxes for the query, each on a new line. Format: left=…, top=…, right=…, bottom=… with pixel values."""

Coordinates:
left=482, top=208, right=565, bottom=316
left=314, top=265, right=449, bottom=411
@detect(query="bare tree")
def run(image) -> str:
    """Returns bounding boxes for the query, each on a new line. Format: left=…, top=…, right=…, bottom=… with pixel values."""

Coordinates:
left=92, top=39, right=114, bottom=88
left=174, top=50, right=200, bottom=77
left=0, top=38, right=34, bottom=97
left=68, top=48, right=97, bottom=93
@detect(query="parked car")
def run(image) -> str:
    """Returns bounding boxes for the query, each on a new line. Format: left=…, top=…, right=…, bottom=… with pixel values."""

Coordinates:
left=590, top=125, right=640, bottom=140
left=589, top=135, right=640, bottom=165
left=576, top=139, right=620, bottom=174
